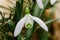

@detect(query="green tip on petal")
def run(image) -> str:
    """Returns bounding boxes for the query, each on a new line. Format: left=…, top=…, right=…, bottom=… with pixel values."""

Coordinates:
left=25, top=23, right=33, bottom=28
left=25, top=7, right=30, bottom=14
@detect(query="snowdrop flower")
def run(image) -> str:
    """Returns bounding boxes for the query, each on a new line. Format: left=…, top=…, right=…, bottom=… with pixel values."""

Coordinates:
left=50, top=0, right=56, bottom=5
left=36, top=0, right=56, bottom=9
left=14, top=14, right=48, bottom=37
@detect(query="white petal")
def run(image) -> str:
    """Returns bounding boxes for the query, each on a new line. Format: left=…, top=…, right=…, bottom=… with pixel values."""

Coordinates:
left=25, top=14, right=34, bottom=28
left=14, top=16, right=26, bottom=37
left=36, top=0, right=43, bottom=9
left=50, top=0, right=56, bottom=5
left=31, top=16, right=48, bottom=31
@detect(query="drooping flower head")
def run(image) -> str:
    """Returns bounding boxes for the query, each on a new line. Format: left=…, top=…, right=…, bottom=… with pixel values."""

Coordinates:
left=14, top=7, right=48, bottom=37
left=14, top=14, right=48, bottom=37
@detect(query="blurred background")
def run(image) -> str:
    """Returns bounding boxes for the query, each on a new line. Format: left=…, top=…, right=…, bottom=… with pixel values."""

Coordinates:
left=0, top=0, right=60, bottom=40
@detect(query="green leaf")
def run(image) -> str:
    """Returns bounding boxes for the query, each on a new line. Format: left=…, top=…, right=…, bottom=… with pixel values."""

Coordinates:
left=13, top=1, right=21, bottom=24
left=13, top=0, right=24, bottom=24
left=31, top=4, right=40, bottom=17
left=46, top=18, right=60, bottom=24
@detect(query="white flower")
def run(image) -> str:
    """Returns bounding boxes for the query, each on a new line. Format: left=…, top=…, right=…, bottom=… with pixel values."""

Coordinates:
left=36, top=0, right=56, bottom=9
left=36, top=0, right=43, bottom=9
left=14, top=14, right=48, bottom=37
left=50, top=0, right=56, bottom=5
